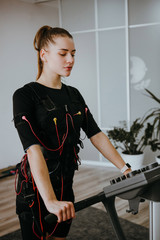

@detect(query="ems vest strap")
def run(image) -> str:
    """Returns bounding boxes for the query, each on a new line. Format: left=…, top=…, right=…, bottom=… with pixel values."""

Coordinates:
left=25, top=82, right=46, bottom=102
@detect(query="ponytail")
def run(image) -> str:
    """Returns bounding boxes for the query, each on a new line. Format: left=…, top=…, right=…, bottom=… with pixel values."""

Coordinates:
left=33, top=25, right=73, bottom=80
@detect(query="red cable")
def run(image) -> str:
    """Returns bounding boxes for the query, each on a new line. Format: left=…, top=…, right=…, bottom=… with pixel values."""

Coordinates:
left=22, top=115, right=69, bottom=152
left=14, top=116, right=68, bottom=239
left=31, top=118, right=64, bottom=238
left=54, top=118, right=63, bottom=155
left=37, top=189, right=44, bottom=234
left=20, top=154, right=28, bottom=179
left=47, top=175, right=64, bottom=239
left=20, top=114, right=77, bottom=239
left=66, top=113, right=75, bottom=130
left=15, top=169, right=28, bottom=195
left=29, top=201, right=34, bottom=208
left=15, top=154, right=29, bottom=195
left=60, top=175, right=64, bottom=201
left=23, top=155, right=28, bottom=181
left=47, top=222, right=59, bottom=239
left=73, top=147, right=78, bottom=159
left=73, top=147, right=78, bottom=164
left=31, top=173, right=36, bottom=192
left=32, top=221, right=41, bottom=239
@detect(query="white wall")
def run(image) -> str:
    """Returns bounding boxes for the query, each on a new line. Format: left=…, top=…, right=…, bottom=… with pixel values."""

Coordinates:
left=1, top=0, right=160, bottom=169
left=0, top=0, right=59, bottom=168
left=60, top=0, right=160, bottom=166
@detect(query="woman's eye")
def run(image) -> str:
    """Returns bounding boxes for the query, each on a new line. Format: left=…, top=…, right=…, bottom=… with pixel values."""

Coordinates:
left=59, top=53, right=75, bottom=57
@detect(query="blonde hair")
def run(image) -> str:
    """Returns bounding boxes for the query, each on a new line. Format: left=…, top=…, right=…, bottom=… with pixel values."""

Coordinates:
left=33, top=25, right=73, bottom=80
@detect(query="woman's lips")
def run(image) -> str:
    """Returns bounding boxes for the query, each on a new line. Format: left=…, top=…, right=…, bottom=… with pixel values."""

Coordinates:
left=64, top=66, right=72, bottom=71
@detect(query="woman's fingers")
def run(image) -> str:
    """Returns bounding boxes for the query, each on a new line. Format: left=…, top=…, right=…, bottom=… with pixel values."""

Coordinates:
left=50, top=201, right=75, bottom=223
left=70, top=202, right=75, bottom=219
left=65, top=202, right=75, bottom=220
left=57, top=209, right=64, bottom=223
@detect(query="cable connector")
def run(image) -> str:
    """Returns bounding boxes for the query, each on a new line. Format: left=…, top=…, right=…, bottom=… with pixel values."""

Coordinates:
left=22, top=116, right=27, bottom=121
left=53, top=118, right=57, bottom=125
left=85, top=107, right=88, bottom=113
left=74, top=111, right=81, bottom=116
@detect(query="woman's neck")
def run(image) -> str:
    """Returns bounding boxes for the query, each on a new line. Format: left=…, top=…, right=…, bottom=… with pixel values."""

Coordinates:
left=37, top=73, right=62, bottom=89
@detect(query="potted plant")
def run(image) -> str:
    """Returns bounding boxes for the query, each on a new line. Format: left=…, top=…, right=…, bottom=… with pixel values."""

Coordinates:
left=107, top=89, right=160, bottom=169
left=142, top=89, right=160, bottom=162
left=107, top=118, right=158, bottom=170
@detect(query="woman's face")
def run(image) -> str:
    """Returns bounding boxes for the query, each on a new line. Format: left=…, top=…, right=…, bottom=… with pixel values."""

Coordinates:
left=41, top=36, right=76, bottom=78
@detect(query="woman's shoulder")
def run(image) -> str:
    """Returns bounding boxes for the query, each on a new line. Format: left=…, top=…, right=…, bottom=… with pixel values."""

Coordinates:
left=65, top=84, right=86, bottom=104
left=64, top=84, right=81, bottom=96
left=13, top=82, right=35, bottom=101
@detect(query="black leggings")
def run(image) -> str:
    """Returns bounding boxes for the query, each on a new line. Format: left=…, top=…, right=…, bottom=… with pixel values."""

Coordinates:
left=18, top=211, right=72, bottom=240
left=19, top=212, right=38, bottom=240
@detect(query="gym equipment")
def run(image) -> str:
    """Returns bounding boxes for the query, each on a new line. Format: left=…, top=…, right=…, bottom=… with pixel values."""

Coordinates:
left=45, top=162, right=160, bottom=240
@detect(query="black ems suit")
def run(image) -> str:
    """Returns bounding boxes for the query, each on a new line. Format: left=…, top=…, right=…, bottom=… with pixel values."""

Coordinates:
left=13, top=82, right=101, bottom=239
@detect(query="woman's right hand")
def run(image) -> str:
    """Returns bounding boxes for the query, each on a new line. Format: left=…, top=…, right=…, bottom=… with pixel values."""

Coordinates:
left=46, top=199, right=75, bottom=223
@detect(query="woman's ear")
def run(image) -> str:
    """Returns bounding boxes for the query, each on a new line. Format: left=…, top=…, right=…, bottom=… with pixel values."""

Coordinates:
left=40, top=49, right=47, bottom=63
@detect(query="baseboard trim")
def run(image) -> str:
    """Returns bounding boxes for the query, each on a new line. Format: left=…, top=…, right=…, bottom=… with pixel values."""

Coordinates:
left=81, top=160, right=117, bottom=168
left=0, top=161, right=118, bottom=179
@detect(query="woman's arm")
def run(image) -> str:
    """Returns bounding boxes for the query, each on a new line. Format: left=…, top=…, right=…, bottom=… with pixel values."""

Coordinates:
left=90, top=132, right=131, bottom=175
left=27, top=144, right=75, bottom=222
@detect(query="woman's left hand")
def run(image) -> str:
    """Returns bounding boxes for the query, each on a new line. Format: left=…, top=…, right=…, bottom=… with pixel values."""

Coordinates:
left=123, top=168, right=132, bottom=176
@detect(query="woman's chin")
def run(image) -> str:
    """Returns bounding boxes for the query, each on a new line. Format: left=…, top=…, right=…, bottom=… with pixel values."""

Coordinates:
left=63, top=72, right=71, bottom=77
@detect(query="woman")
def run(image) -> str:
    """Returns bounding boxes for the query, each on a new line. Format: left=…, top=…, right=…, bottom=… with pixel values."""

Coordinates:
left=13, top=25, right=131, bottom=240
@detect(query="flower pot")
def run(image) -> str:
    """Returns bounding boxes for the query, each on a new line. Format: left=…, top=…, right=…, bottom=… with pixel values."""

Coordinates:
left=155, top=155, right=160, bottom=164
left=121, top=152, right=145, bottom=171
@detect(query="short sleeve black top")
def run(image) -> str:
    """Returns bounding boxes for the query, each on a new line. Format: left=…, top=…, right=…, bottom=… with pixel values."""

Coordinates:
left=13, top=82, right=101, bottom=154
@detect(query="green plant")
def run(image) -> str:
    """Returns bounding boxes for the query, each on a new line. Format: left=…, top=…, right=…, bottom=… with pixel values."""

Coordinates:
left=107, top=89, right=160, bottom=155
left=142, top=89, right=160, bottom=149
left=107, top=118, right=156, bottom=154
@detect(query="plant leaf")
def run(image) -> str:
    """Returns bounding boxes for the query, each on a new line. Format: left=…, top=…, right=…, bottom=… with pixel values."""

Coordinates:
left=145, top=88, right=160, bottom=104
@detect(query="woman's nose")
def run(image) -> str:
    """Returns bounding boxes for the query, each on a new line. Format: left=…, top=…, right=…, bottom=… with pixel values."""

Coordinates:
left=66, top=53, right=74, bottom=63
